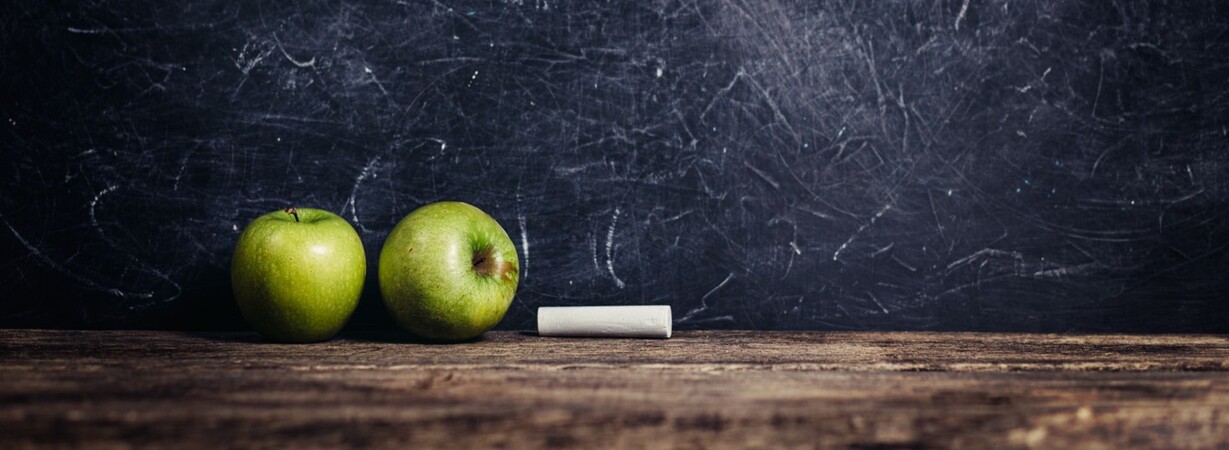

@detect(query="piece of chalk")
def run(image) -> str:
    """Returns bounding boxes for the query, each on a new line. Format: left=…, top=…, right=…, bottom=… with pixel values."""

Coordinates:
left=537, top=306, right=672, bottom=339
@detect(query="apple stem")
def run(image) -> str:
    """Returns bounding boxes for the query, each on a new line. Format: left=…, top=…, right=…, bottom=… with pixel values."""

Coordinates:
left=285, top=207, right=300, bottom=223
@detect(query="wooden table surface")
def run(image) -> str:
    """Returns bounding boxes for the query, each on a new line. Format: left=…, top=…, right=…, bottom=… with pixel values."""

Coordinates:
left=3, top=330, right=1228, bottom=449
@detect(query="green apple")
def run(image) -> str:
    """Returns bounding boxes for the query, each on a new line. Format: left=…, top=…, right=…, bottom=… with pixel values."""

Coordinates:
left=379, top=201, right=519, bottom=341
left=231, top=208, right=366, bottom=343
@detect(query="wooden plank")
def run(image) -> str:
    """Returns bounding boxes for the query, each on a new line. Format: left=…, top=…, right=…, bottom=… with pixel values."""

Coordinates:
left=1, top=330, right=1228, bottom=448
left=5, top=330, right=1228, bottom=371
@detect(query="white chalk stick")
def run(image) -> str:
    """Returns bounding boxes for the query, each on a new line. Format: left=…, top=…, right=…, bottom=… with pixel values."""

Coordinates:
left=537, top=306, right=672, bottom=339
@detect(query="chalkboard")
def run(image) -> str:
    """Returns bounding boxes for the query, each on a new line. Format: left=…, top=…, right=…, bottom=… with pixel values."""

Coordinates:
left=3, top=0, right=1228, bottom=332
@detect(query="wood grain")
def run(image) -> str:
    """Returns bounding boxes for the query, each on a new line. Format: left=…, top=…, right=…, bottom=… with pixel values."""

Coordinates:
left=2, top=330, right=1228, bottom=448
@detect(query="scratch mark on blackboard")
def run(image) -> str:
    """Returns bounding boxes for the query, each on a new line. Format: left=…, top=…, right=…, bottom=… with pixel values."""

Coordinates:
left=871, top=242, right=894, bottom=257
left=835, top=302, right=851, bottom=318
left=342, top=155, right=382, bottom=233
left=954, top=0, right=971, bottom=31
left=743, top=160, right=779, bottom=189
left=233, top=38, right=270, bottom=75
left=365, top=66, right=390, bottom=96
left=743, top=70, right=800, bottom=140
left=423, top=138, right=448, bottom=159
left=3, top=217, right=153, bottom=299
left=1089, top=138, right=1131, bottom=179
left=518, top=212, right=529, bottom=279
left=66, top=27, right=107, bottom=34
left=272, top=33, right=316, bottom=68
left=678, top=272, right=734, bottom=323
left=856, top=34, right=886, bottom=124
left=867, top=291, right=889, bottom=314
left=89, top=185, right=119, bottom=237
left=832, top=204, right=891, bottom=261
left=1031, top=263, right=1097, bottom=279
left=946, top=248, right=1024, bottom=272
left=722, top=0, right=800, bottom=89
left=172, top=146, right=196, bottom=191
left=927, top=190, right=946, bottom=241
left=415, top=56, right=486, bottom=66
left=663, top=209, right=694, bottom=223
left=591, top=236, right=601, bottom=274
left=1091, top=59, right=1105, bottom=118
left=605, top=207, right=625, bottom=288
left=230, top=37, right=272, bottom=99
left=700, top=69, right=742, bottom=121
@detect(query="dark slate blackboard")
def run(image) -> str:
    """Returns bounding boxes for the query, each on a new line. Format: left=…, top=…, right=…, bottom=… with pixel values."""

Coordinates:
left=3, top=0, right=1228, bottom=332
